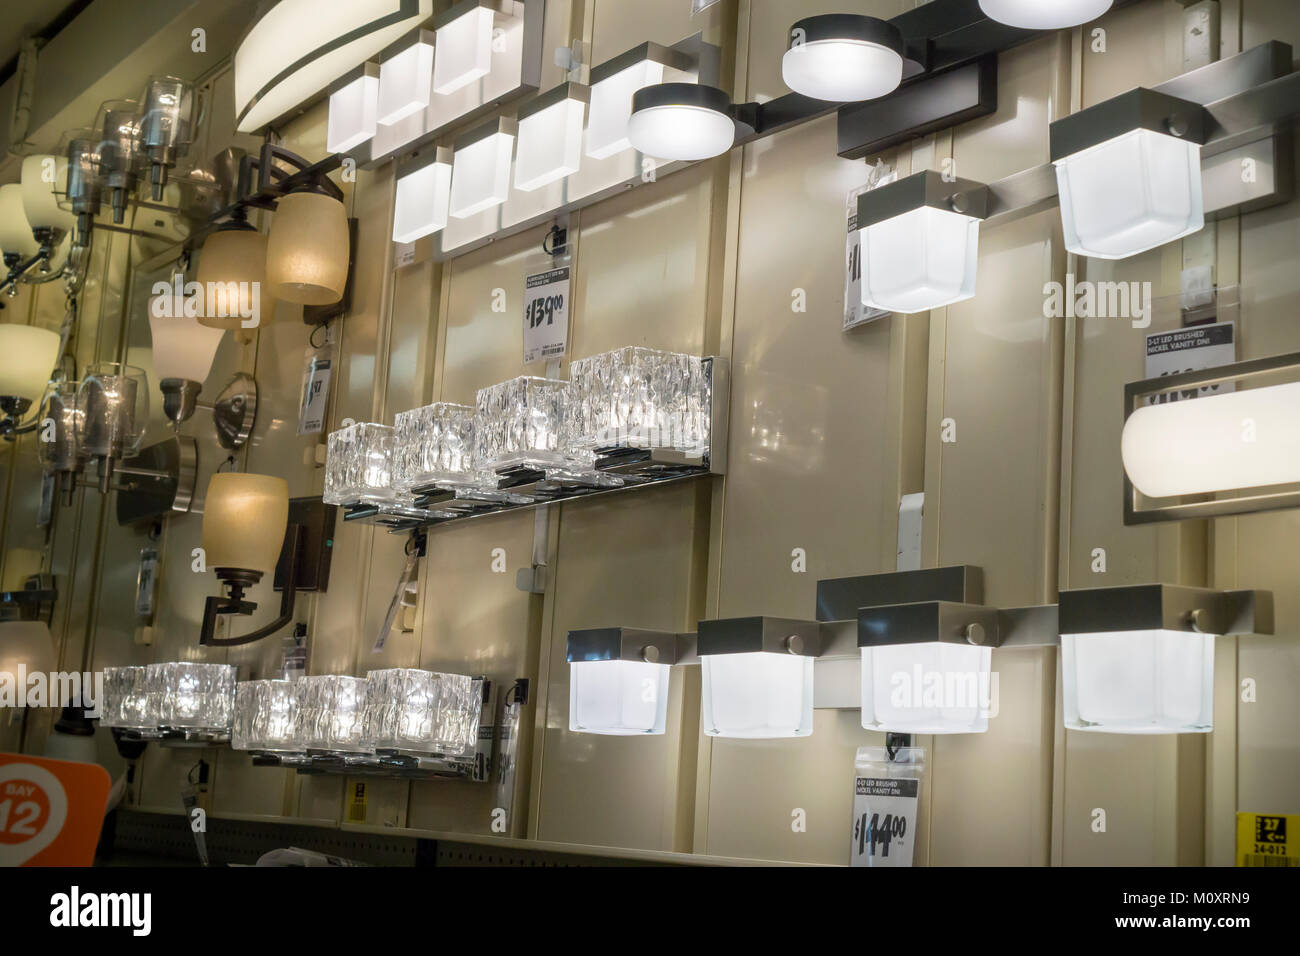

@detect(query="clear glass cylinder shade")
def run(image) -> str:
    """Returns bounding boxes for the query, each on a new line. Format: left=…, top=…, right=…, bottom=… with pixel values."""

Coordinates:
left=474, top=376, right=569, bottom=472
left=294, top=675, right=369, bottom=752
left=94, top=99, right=142, bottom=178
left=392, top=402, right=476, bottom=492
left=138, top=76, right=196, bottom=159
left=860, top=643, right=992, bottom=734
left=0, top=183, right=39, bottom=258
left=324, top=422, right=403, bottom=504
left=566, top=347, right=710, bottom=456
left=860, top=206, right=979, bottom=313
left=0, top=324, right=60, bottom=404
left=60, top=129, right=102, bottom=214
left=149, top=662, right=236, bottom=731
left=363, top=668, right=479, bottom=755
left=99, top=665, right=151, bottom=729
left=201, top=472, right=289, bottom=574
left=20, top=154, right=76, bottom=234
left=1062, top=630, right=1214, bottom=733
left=1054, top=129, right=1203, bottom=260
left=701, top=652, right=814, bottom=738
left=265, top=191, right=350, bottom=306
left=568, top=660, right=670, bottom=735
left=38, top=382, right=83, bottom=474
left=74, top=362, right=148, bottom=458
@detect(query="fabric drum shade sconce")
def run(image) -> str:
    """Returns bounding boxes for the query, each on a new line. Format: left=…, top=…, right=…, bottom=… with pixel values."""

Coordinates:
left=449, top=118, right=516, bottom=219
left=979, top=0, right=1114, bottom=29
left=266, top=191, right=350, bottom=305
left=0, top=325, right=61, bottom=407
left=233, top=0, right=432, bottom=133
left=626, top=83, right=736, bottom=162
left=196, top=227, right=268, bottom=329
left=431, top=0, right=498, bottom=95
left=1051, top=88, right=1208, bottom=260
left=327, top=63, right=380, bottom=153
left=201, top=472, right=290, bottom=576
left=697, top=618, right=819, bottom=738
left=393, top=148, right=452, bottom=241
left=857, top=170, right=989, bottom=314
left=781, top=14, right=905, bottom=102
left=513, top=83, right=588, bottom=192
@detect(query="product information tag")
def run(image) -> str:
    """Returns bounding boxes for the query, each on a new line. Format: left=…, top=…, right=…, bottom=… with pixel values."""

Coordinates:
left=850, top=745, right=924, bottom=867
left=844, top=174, right=895, bottom=331
left=1143, top=320, right=1236, bottom=404
left=298, top=347, right=333, bottom=435
left=135, top=548, right=159, bottom=618
left=523, top=266, right=569, bottom=364
left=1236, top=812, right=1298, bottom=867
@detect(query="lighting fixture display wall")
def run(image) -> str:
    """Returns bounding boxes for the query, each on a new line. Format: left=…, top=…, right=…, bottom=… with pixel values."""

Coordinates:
left=627, top=84, right=736, bottom=162
left=393, top=148, right=452, bottom=242
left=698, top=618, right=820, bottom=738
left=513, top=83, right=588, bottom=192
left=782, top=14, right=906, bottom=102
left=1051, top=88, right=1207, bottom=259
left=449, top=118, right=516, bottom=218
left=566, top=629, right=681, bottom=735
left=979, top=0, right=1114, bottom=30
left=431, top=0, right=498, bottom=94
left=378, top=29, right=435, bottom=125
left=327, top=63, right=380, bottom=154
left=857, top=170, right=989, bottom=313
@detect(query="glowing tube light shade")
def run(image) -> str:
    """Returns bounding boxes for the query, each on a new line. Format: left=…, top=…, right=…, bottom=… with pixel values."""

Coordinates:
left=701, top=652, right=813, bottom=738
left=432, top=2, right=496, bottom=95
left=782, top=14, right=905, bottom=102
left=979, top=0, right=1114, bottom=30
left=1121, top=383, right=1300, bottom=498
left=201, top=472, right=289, bottom=574
left=266, top=192, right=351, bottom=305
left=514, top=84, right=588, bottom=192
left=378, top=30, right=434, bottom=125
left=860, top=643, right=992, bottom=734
left=327, top=64, right=380, bottom=153
left=627, top=83, right=735, bottom=162
left=449, top=120, right=515, bottom=219
left=393, top=149, right=452, bottom=241
left=569, top=661, right=670, bottom=735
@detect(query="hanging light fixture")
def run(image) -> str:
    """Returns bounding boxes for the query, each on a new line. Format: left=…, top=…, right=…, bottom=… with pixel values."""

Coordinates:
left=93, top=98, right=142, bottom=225
left=979, top=0, right=1114, bottom=30
left=698, top=617, right=820, bottom=738
left=1051, top=87, right=1207, bottom=260
left=566, top=628, right=681, bottom=736
left=513, top=82, right=588, bottom=192
left=265, top=190, right=351, bottom=305
left=782, top=14, right=906, bottom=102
left=148, top=284, right=227, bottom=426
left=626, top=83, right=736, bottom=162
left=196, top=217, right=269, bottom=329
left=449, top=117, right=516, bottom=218
left=138, top=75, right=198, bottom=201
left=393, top=148, right=452, bottom=242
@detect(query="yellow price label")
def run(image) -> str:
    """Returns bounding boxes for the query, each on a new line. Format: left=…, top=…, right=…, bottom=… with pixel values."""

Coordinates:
left=1236, top=812, right=1298, bottom=867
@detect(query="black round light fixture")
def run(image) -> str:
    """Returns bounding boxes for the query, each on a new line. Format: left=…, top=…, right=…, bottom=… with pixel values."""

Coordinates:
left=626, top=83, right=738, bottom=162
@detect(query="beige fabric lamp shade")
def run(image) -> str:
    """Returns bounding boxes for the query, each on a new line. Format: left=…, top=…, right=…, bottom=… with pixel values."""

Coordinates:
left=0, top=183, right=39, bottom=258
left=0, top=621, right=57, bottom=677
left=196, top=228, right=269, bottom=329
left=0, top=324, right=61, bottom=402
left=265, top=191, right=349, bottom=306
left=202, top=472, right=290, bottom=573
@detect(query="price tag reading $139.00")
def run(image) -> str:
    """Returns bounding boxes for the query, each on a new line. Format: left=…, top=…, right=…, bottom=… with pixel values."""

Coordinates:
left=523, top=266, right=570, bottom=364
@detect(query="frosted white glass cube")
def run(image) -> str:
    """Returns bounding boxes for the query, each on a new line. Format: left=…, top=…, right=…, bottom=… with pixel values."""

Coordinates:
left=1062, top=630, right=1214, bottom=733
left=568, top=660, right=670, bottom=735
left=327, top=70, right=379, bottom=153
left=515, top=97, right=586, bottom=191
left=1054, top=128, right=1203, bottom=260
left=860, top=643, right=992, bottom=734
left=433, top=4, right=495, bottom=94
left=393, top=158, right=451, bottom=241
left=378, top=37, right=434, bottom=125
left=860, top=205, right=979, bottom=314
left=585, top=59, right=665, bottom=160
left=449, top=131, right=514, bottom=218
left=701, top=652, right=814, bottom=738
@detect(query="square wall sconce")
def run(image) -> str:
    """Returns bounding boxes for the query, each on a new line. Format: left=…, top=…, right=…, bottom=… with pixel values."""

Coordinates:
left=1059, top=584, right=1272, bottom=734
left=378, top=29, right=435, bottom=126
left=698, top=617, right=821, bottom=738
left=432, top=0, right=515, bottom=95
left=327, top=62, right=380, bottom=154
left=449, top=116, right=517, bottom=218
left=1050, top=87, right=1208, bottom=260
left=585, top=41, right=694, bottom=160
left=857, top=170, right=989, bottom=314
left=858, top=601, right=1000, bottom=734
left=514, top=82, right=589, bottom=192
left=393, top=146, right=453, bottom=242
left=566, top=628, right=684, bottom=735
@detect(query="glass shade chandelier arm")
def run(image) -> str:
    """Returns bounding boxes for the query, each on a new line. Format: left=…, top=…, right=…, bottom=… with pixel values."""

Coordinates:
left=199, top=524, right=304, bottom=647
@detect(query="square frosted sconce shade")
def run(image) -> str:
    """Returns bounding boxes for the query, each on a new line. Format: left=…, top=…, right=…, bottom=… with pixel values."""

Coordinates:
left=569, top=661, right=670, bottom=735
left=432, top=2, right=497, bottom=95
left=393, top=149, right=452, bottom=242
left=514, top=84, right=588, bottom=192
left=860, top=643, right=992, bottom=734
left=449, top=119, right=516, bottom=219
left=327, top=64, right=380, bottom=153
left=586, top=57, right=671, bottom=160
left=378, top=31, right=434, bottom=126
left=701, top=653, right=814, bottom=738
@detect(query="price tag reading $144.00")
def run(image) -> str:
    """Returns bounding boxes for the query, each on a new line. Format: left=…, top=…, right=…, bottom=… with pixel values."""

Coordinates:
left=850, top=775, right=919, bottom=867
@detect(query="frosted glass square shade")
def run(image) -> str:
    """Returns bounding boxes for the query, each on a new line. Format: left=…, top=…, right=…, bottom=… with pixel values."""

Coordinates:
left=860, top=643, right=992, bottom=734
left=586, top=60, right=665, bottom=159
left=701, top=652, right=813, bottom=738
left=449, top=132, right=514, bottom=218
left=860, top=206, right=979, bottom=314
left=1054, top=128, right=1204, bottom=259
left=515, top=98, right=586, bottom=191
left=568, top=660, right=670, bottom=735
left=379, top=40, right=434, bottom=125
left=433, top=5, right=495, bottom=94
left=1062, top=630, right=1214, bottom=733
left=327, top=72, right=379, bottom=153
left=393, top=160, right=451, bottom=241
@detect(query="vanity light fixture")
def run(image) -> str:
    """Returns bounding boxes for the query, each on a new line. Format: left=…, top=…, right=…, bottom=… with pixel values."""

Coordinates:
left=698, top=617, right=821, bottom=738
left=327, top=63, right=381, bottom=153
left=266, top=188, right=351, bottom=306
left=857, top=170, right=989, bottom=314
left=19, top=155, right=77, bottom=254
left=93, top=98, right=142, bottom=225
left=781, top=14, right=906, bottom=102
left=432, top=0, right=507, bottom=95
left=566, top=628, right=683, bottom=735
left=1050, top=87, right=1207, bottom=260
left=148, top=288, right=227, bottom=426
left=979, top=0, right=1114, bottom=30
left=1059, top=584, right=1272, bottom=734
left=513, top=82, right=588, bottom=191
left=393, top=147, right=452, bottom=241
left=0, top=324, right=60, bottom=439
left=626, top=83, right=737, bottom=162
left=0, top=184, right=40, bottom=265
left=585, top=42, right=694, bottom=160
left=138, top=75, right=198, bottom=201
left=377, top=29, right=435, bottom=125
left=196, top=215, right=268, bottom=330
left=449, top=117, right=516, bottom=218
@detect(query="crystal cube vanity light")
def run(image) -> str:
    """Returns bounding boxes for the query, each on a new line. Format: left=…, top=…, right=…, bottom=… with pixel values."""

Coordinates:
left=362, top=667, right=480, bottom=756
left=99, top=665, right=152, bottom=730
left=323, top=422, right=401, bottom=505
left=145, top=662, right=236, bottom=733
left=566, top=629, right=683, bottom=735
left=699, top=617, right=820, bottom=739
left=474, top=375, right=569, bottom=472
left=392, top=401, right=478, bottom=491
left=232, top=679, right=299, bottom=751
left=296, top=675, right=369, bottom=752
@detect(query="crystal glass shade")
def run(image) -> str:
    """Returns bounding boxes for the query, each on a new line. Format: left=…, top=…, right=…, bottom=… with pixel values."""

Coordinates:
left=99, top=665, right=152, bottom=729
left=323, top=422, right=403, bottom=505
left=232, top=679, right=300, bottom=751
left=295, top=675, right=369, bottom=752
left=362, top=668, right=480, bottom=756
left=474, top=376, right=569, bottom=472
left=392, top=402, right=477, bottom=492
left=148, top=662, right=236, bottom=732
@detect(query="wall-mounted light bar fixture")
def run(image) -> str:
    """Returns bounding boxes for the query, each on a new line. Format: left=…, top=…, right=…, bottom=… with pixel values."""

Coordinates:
left=378, top=28, right=435, bottom=125
left=513, top=82, right=588, bottom=192
left=393, top=147, right=453, bottom=241
left=449, top=116, right=517, bottom=218
left=432, top=0, right=513, bottom=94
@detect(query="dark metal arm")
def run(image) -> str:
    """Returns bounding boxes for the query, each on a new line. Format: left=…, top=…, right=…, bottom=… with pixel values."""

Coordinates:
left=199, top=524, right=303, bottom=647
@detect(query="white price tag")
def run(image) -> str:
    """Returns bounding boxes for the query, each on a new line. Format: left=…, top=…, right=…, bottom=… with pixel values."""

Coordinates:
left=523, top=266, right=570, bottom=364
left=850, top=775, right=919, bottom=867
left=1143, top=320, right=1236, bottom=404
left=298, top=349, right=333, bottom=435
left=844, top=176, right=895, bottom=331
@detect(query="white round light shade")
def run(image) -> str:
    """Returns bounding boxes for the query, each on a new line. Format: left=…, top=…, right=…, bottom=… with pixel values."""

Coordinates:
left=782, top=38, right=903, bottom=102
left=860, top=206, right=980, bottom=313
left=627, top=103, right=735, bottom=161
left=148, top=301, right=226, bottom=383
left=201, top=472, right=290, bottom=573
left=979, top=0, right=1113, bottom=30
left=265, top=191, right=350, bottom=305
left=0, top=324, right=61, bottom=402
left=1121, top=382, right=1300, bottom=499
left=0, top=183, right=39, bottom=259
left=20, top=155, right=76, bottom=234
left=0, top=621, right=57, bottom=678
left=1062, top=630, right=1213, bottom=733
